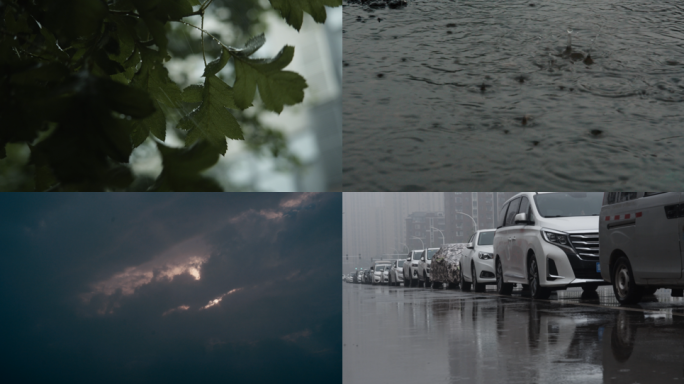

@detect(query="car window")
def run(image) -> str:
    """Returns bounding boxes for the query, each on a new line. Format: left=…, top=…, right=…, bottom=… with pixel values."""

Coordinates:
left=468, top=234, right=475, bottom=243
left=498, top=201, right=510, bottom=228
left=605, top=192, right=618, bottom=205
left=505, top=198, right=521, bottom=226
left=427, top=249, right=438, bottom=260
left=644, top=192, right=665, bottom=197
left=477, top=231, right=496, bottom=245
left=533, top=192, right=603, bottom=217
left=619, top=192, right=638, bottom=202
left=412, top=252, right=421, bottom=260
left=518, top=196, right=530, bottom=218
left=398, top=260, right=404, bottom=267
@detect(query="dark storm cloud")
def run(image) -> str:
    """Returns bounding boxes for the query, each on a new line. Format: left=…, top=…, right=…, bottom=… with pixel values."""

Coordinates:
left=0, top=193, right=341, bottom=384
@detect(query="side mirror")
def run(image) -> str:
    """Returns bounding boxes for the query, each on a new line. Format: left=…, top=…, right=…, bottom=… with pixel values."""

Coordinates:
left=466, top=242, right=474, bottom=249
left=514, top=212, right=528, bottom=224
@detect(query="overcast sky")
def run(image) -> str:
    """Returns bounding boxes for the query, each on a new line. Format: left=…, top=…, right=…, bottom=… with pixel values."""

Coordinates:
left=0, top=193, right=341, bottom=383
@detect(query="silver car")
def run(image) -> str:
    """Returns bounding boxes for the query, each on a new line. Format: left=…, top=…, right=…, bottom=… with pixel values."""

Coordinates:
left=417, top=248, right=439, bottom=288
left=403, top=249, right=424, bottom=287
left=373, top=265, right=387, bottom=284
left=388, top=259, right=405, bottom=286
left=459, top=230, right=497, bottom=292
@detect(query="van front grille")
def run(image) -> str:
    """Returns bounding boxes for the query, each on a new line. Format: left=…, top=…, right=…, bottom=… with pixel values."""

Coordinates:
left=569, top=232, right=599, bottom=259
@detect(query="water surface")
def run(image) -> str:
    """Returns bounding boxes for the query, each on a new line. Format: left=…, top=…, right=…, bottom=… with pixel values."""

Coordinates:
left=343, top=0, right=684, bottom=190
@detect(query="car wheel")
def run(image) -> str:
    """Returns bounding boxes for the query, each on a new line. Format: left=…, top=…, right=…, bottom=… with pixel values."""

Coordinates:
left=424, top=272, right=430, bottom=288
left=472, top=263, right=485, bottom=292
left=496, top=259, right=513, bottom=295
left=529, top=256, right=551, bottom=300
left=582, top=284, right=598, bottom=293
left=613, top=256, right=643, bottom=304
left=460, top=265, right=471, bottom=292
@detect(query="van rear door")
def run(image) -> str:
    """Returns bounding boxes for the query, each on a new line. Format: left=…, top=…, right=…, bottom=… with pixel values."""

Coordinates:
left=633, top=192, right=681, bottom=279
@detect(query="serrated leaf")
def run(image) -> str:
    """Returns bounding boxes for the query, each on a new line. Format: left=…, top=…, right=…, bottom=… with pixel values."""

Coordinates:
left=108, top=14, right=137, bottom=64
left=269, top=0, right=342, bottom=31
left=202, top=47, right=230, bottom=77
left=233, top=45, right=307, bottom=113
left=151, top=141, right=223, bottom=191
left=232, top=34, right=266, bottom=58
left=127, top=47, right=182, bottom=144
left=177, top=75, right=243, bottom=155
left=130, top=99, right=166, bottom=146
left=182, top=84, right=203, bottom=103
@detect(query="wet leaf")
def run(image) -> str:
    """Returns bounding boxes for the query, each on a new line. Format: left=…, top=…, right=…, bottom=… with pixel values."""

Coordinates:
left=269, top=0, right=342, bottom=31
left=151, top=141, right=223, bottom=191
left=177, top=75, right=243, bottom=155
left=202, top=47, right=230, bottom=77
left=233, top=45, right=307, bottom=113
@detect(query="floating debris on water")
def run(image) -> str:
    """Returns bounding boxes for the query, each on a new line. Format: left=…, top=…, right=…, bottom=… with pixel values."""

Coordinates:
left=446, top=23, right=456, bottom=28
left=583, top=54, right=594, bottom=65
left=377, top=73, right=385, bottom=78
left=590, top=129, right=603, bottom=136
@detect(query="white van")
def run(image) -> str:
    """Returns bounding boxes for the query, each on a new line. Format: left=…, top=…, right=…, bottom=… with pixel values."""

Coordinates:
left=599, top=192, right=684, bottom=304
left=493, top=192, right=606, bottom=299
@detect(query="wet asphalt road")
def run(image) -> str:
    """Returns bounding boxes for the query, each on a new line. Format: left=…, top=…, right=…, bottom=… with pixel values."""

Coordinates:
left=343, top=282, right=684, bottom=384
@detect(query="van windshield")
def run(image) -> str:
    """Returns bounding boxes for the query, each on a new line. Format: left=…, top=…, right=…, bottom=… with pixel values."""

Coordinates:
left=412, top=252, right=422, bottom=260
left=427, top=249, right=438, bottom=260
left=533, top=192, right=603, bottom=218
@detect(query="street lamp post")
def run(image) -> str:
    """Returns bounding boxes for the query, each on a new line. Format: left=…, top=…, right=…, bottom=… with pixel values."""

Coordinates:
left=455, top=211, right=478, bottom=232
left=412, top=236, right=425, bottom=249
left=430, top=227, right=445, bottom=245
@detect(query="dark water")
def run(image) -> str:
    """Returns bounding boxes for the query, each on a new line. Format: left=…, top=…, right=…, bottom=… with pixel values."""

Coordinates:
left=342, top=0, right=684, bottom=191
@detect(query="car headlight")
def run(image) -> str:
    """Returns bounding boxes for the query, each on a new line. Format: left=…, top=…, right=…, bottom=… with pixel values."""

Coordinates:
left=542, top=229, right=571, bottom=247
left=478, top=252, right=493, bottom=260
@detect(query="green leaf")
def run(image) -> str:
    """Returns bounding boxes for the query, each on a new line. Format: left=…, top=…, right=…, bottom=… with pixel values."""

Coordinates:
left=268, top=0, right=342, bottom=31
left=177, top=75, right=243, bottom=155
left=151, top=141, right=223, bottom=191
left=130, top=99, right=166, bottom=146
left=233, top=45, right=307, bottom=113
left=182, top=84, right=204, bottom=103
left=202, top=47, right=230, bottom=77
left=98, top=77, right=156, bottom=118
left=232, top=34, right=266, bottom=58
left=128, top=47, right=182, bottom=143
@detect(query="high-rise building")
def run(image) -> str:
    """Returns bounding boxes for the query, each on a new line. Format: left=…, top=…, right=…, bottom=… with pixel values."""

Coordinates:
left=443, top=192, right=517, bottom=243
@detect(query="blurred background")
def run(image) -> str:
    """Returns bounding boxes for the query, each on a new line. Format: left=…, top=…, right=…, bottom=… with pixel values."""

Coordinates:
left=0, top=0, right=342, bottom=192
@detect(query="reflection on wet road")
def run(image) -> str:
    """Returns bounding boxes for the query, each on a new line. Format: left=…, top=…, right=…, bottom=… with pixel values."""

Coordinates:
left=343, top=284, right=684, bottom=383
left=343, top=0, right=684, bottom=190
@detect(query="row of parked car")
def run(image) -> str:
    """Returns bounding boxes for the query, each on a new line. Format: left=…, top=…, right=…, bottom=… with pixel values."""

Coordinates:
left=346, top=192, right=684, bottom=305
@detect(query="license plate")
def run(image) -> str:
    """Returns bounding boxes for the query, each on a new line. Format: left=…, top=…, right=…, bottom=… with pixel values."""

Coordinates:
left=596, top=262, right=601, bottom=273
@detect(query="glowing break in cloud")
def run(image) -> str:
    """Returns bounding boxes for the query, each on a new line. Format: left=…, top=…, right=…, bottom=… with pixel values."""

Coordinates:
left=200, top=288, right=244, bottom=310
left=162, top=305, right=190, bottom=316
left=280, top=193, right=317, bottom=208
left=82, top=235, right=211, bottom=303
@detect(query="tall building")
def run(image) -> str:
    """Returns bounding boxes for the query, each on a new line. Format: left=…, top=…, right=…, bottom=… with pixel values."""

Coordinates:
left=405, top=211, right=446, bottom=250
left=443, top=192, right=517, bottom=243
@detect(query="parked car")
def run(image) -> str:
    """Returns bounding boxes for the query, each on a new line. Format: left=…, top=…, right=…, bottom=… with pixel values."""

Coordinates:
left=345, top=274, right=353, bottom=283
left=373, top=265, right=388, bottom=284
left=382, top=266, right=390, bottom=284
left=355, top=270, right=365, bottom=283
left=431, top=243, right=467, bottom=288
left=494, top=192, right=606, bottom=299
left=459, top=230, right=497, bottom=292
left=417, top=247, right=440, bottom=288
left=599, top=192, right=682, bottom=304
left=403, top=249, right=424, bottom=287
left=363, top=269, right=372, bottom=284
left=370, top=261, right=392, bottom=285
left=388, top=259, right=405, bottom=286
